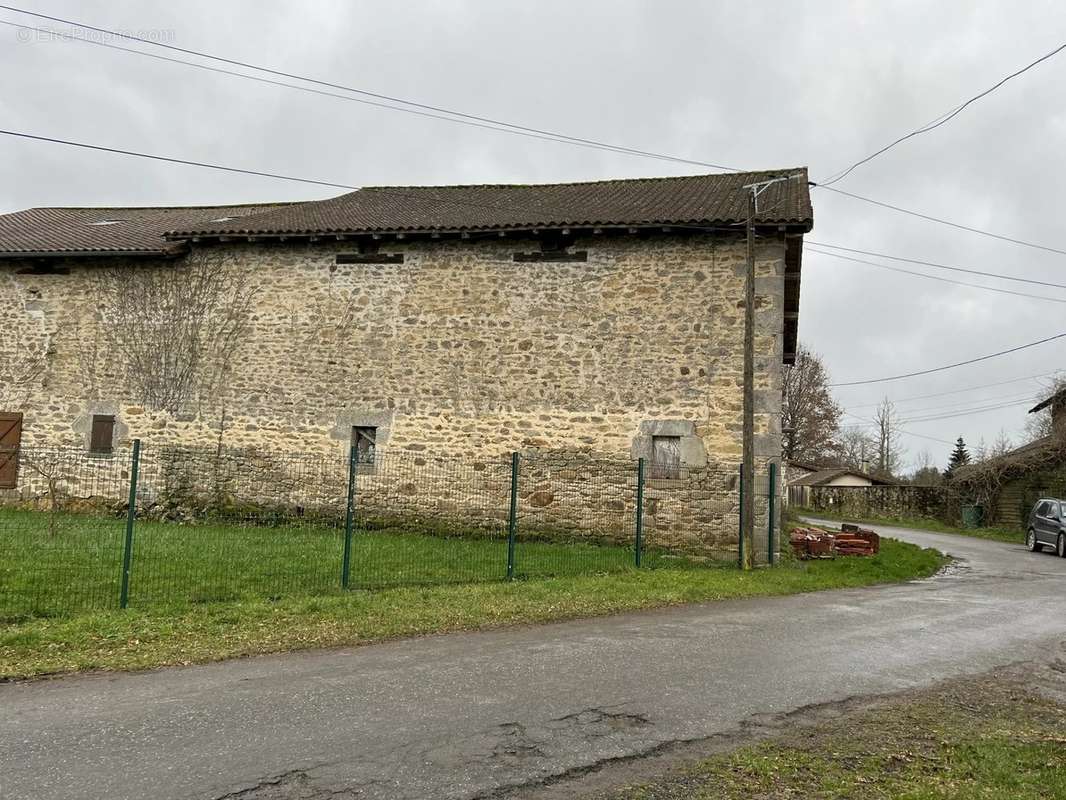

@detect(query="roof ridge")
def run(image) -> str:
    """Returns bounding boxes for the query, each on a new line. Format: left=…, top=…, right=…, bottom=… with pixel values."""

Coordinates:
left=359, top=168, right=809, bottom=193
left=21, top=202, right=298, bottom=213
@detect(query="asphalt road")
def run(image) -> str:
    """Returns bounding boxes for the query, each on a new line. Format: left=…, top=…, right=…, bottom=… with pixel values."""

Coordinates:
left=3, top=522, right=1066, bottom=800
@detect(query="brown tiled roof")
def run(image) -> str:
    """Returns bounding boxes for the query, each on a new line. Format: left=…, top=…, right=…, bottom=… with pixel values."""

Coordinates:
left=787, top=460, right=824, bottom=473
left=0, top=203, right=292, bottom=257
left=789, top=468, right=896, bottom=487
left=166, top=169, right=813, bottom=238
left=0, top=171, right=812, bottom=256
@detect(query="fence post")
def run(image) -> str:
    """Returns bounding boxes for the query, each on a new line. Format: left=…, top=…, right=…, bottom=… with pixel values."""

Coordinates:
left=119, top=439, right=141, bottom=609
left=635, top=457, right=645, bottom=567
left=767, top=462, right=777, bottom=566
left=737, top=464, right=745, bottom=569
left=341, top=444, right=357, bottom=589
left=506, top=452, right=519, bottom=580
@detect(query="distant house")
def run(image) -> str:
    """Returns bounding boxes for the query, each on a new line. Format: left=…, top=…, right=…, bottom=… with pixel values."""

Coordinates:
left=953, top=387, right=1066, bottom=528
left=785, top=463, right=894, bottom=506
left=784, top=460, right=821, bottom=485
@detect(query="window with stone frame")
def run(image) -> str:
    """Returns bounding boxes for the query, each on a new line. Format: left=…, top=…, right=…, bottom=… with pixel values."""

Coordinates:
left=351, top=426, right=377, bottom=463
left=650, top=435, right=682, bottom=479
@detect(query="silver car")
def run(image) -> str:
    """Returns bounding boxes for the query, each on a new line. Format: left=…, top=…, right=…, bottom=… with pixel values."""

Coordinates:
left=1026, top=498, right=1066, bottom=557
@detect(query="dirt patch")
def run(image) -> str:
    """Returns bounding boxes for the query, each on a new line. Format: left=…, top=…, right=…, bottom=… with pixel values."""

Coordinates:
left=497, top=649, right=1066, bottom=800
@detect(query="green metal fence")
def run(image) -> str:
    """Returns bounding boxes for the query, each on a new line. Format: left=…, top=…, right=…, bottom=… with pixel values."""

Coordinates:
left=0, top=442, right=782, bottom=618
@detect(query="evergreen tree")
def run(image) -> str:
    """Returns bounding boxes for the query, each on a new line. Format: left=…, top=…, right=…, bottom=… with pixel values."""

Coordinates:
left=944, top=437, right=970, bottom=478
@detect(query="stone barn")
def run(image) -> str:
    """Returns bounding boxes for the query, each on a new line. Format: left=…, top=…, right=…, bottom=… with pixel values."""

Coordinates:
left=0, top=170, right=813, bottom=553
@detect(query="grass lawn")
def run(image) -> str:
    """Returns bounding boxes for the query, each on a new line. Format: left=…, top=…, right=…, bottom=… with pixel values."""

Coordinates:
left=0, top=508, right=687, bottom=619
left=603, top=664, right=1066, bottom=800
left=795, top=507, right=1023, bottom=544
left=0, top=538, right=945, bottom=680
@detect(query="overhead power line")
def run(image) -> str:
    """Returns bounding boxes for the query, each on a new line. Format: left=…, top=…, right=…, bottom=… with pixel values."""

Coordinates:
left=893, top=428, right=954, bottom=445
left=820, top=40, right=1066, bottom=186
left=0, top=129, right=359, bottom=190
left=904, top=398, right=1034, bottom=424
left=840, top=412, right=954, bottom=445
left=841, top=398, right=1026, bottom=432
left=805, top=247, right=1066, bottom=304
left=0, top=8, right=739, bottom=171
left=844, top=389, right=1038, bottom=418
left=828, top=331, right=1066, bottom=388
left=809, top=241, right=1066, bottom=290
left=902, top=394, right=1035, bottom=421
left=7, top=7, right=1066, bottom=265
left=815, top=186, right=1066, bottom=257
left=839, top=370, right=1059, bottom=406
left=0, top=128, right=560, bottom=220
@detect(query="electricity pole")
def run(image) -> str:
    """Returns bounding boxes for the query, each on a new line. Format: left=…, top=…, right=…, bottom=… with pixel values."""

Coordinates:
left=742, top=189, right=756, bottom=569
left=740, top=173, right=802, bottom=569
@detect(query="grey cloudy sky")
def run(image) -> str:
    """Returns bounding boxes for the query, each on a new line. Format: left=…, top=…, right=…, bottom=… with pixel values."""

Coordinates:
left=2, top=0, right=1064, bottom=470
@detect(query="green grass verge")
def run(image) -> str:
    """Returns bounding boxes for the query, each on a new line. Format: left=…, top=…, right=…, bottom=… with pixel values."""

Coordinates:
left=0, top=539, right=945, bottom=680
left=795, top=507, right=1022, bottom=544
left=604, top=665, right=1066, bottom=799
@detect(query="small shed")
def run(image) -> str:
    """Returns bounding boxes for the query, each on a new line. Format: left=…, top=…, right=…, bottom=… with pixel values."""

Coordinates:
left=786, top=465, right=895, bottom=506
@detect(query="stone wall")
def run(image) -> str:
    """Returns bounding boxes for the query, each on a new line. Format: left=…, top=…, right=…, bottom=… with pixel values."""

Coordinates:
left=803, top=485, right=952, bottom=522
left=1, top=443, right=762, bottom=561
left=0, top=230, right=787, bottom=551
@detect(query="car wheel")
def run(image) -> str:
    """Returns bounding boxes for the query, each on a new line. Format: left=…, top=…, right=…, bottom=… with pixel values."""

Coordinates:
left=1058, top=533, right=1066, bottom=558
left=1027, top=528, right=1041, bottom=552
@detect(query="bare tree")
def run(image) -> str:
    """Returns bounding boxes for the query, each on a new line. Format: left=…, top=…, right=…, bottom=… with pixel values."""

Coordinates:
left=835, top=427, right=874, bottom=471
left=872, top=397, right=905, bottom=478
left=988, top=428, right=1014, bottom=459
left=21, top=451, right=73, bottom=536
left=94, top=253, right=257, bottom=415
left=909, top=448, right=942, bottom=485
left=782, top=343, right=842, bottom=464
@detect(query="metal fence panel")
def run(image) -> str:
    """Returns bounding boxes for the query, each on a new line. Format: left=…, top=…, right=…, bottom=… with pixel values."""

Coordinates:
left=350, top=450, right=511, bottom=588
left=0, top=447, right=129, bottom=618
left=129, top=445, right=347, bottom=607
left=0, top=442, right=779, bottom=618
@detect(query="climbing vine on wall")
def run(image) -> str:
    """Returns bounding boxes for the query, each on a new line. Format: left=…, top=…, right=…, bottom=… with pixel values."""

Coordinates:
left=94, top=253, right=258, bottom=415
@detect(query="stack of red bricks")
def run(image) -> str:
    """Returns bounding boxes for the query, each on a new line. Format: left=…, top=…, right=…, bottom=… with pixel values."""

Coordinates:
left=789, top=523, right=880, bottom=559
left=835, top=523, right=880, bottom=556
left=789, top=527, right=836, bottom=558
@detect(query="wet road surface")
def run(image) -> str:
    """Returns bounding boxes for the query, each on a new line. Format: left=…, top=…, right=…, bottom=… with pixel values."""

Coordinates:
left=2, top=521, right=1064, bottom=799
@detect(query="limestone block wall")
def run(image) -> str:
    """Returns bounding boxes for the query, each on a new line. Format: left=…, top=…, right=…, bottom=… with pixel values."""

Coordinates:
left=0, top=230, right=788, bottom=551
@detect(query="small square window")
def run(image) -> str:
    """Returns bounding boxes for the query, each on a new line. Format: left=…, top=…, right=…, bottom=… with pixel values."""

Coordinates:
left=650, top=435, right=681, bottom=480
left=351, top=426, right=377, bottom=463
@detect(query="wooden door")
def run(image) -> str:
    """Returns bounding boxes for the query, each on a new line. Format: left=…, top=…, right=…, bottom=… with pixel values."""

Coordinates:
left=650, top=435, right=681, bottom=480
left=0, top=412, right=23, bottom=489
